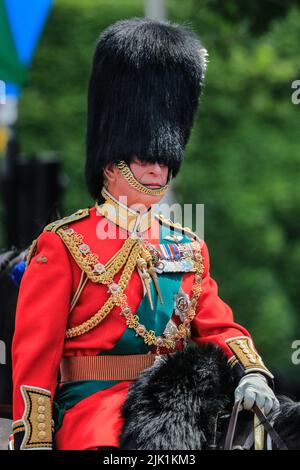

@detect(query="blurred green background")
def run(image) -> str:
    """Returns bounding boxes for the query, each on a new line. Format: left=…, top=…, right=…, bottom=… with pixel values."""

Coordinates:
left=1, top=0, right=300, bottom=384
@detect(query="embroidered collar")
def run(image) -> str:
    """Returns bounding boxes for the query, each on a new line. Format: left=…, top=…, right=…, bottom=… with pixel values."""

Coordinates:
left=95, top=187, right=155, bottom=234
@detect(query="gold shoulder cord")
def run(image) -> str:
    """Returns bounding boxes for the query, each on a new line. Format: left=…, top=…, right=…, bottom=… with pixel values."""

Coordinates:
left=25, top=239, right=38, bottom=267
left=65, top=239, right=142, bottom=338
left=156, top=213, right=202, bottom=244
left=26, top=209, right=90, bottom=267
left=43, top=208, right=90, bottom=233
left=57, top=226, right=137, bottom=285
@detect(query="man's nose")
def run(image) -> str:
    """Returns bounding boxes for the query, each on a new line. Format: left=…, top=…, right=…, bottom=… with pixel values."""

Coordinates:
left=149, top=162, right=162, bottom=175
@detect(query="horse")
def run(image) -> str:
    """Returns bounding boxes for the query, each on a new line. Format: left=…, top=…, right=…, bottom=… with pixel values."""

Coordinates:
left=119, top=343, right=300, bottom=450
left=0, top=207, right=61, bottom=419
left=0, top=247, right=25, bottom=419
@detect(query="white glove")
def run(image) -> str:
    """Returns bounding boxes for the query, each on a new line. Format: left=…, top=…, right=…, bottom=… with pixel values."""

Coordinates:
left=234, top=373, right=280, bottom=415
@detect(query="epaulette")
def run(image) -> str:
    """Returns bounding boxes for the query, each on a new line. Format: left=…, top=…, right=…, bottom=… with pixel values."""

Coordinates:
left=155, top=213, right=201, bottom=243
left=24, top=209, right=90, bottom=267
left=43, top=208, right=90, bottom=234
left=25, top=239, right=38, bottom=267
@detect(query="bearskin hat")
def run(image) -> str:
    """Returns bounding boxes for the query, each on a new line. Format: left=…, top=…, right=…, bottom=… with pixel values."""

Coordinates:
left=85, top=17, right=208, bottom=199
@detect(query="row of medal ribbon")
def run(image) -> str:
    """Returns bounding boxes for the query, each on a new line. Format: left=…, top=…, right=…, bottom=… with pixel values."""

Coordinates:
left=149, top=242, right=196, bottom=273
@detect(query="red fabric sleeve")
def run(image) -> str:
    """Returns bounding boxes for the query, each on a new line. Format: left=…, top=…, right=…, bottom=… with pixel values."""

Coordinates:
left=191, top=240, right=253, bottom=359
left=12, top=231, right=72, bottom=422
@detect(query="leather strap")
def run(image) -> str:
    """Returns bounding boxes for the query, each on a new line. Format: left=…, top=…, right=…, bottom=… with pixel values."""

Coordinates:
left=253, top=404, right=288, bottom=450
left=224, top=400, right=242, bottom=450
left=224, top=401, right=288, bottom=450
left=60, top=354, right=157, bottom=382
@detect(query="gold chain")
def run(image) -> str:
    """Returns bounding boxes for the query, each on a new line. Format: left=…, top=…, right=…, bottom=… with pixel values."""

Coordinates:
left=59, top=221, right=204, bottom=348
left=57, top=226, right=137, bottom=284
left=65, top=240, right=142, bottom=338
left=120, top=252, right=204, bottom=351
left=116, top=161, right=169, bottom=196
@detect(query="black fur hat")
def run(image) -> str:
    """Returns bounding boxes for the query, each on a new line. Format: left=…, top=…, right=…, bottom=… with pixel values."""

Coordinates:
left=85, top=17, right=208, bottom=199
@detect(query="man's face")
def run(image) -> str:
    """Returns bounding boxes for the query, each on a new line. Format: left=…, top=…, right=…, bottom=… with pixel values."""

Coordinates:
left=103, top=157, right=169, bottom=210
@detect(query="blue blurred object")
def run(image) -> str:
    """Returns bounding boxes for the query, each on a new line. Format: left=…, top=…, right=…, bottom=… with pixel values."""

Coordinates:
left=0, top=0, right=52, bottom=96
left=10, top=259, right=26, bottom=286
left=5, top=82, right=20, bottom=97
left=5, top=0, right=52, bottom=66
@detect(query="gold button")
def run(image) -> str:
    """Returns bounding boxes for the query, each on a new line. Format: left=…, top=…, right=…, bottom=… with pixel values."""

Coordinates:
left=38, top=406, right=46, bottom=413
left=38, top=423, right=46, bottom=431
left=38, top=431, right=47, bottom=440
left=37, top=414, right=45, bottom=422
left=250, top=358, right=257, bottom=364
left=38, top=397, right=45, bottom=405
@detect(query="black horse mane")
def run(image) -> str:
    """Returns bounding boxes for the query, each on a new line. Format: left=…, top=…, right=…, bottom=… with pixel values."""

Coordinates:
left=120, top=343, right=235, bottom=450
left=0, top=248, right=19, bottom=271
left=273, top=396, right=300, bottom=450
left=0, top=206, right=62, bottom=419
left=0, top=205, right=61, bottom=277
left=120, top=343, right=300, bottom=450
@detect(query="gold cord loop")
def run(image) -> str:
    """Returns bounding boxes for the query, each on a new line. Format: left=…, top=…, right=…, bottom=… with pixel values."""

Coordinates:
left=116, top=161, right=169, bottom=197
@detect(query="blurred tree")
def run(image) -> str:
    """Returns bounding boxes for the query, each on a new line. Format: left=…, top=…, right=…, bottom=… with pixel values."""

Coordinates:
left=170, top=2, right=300, bottom=382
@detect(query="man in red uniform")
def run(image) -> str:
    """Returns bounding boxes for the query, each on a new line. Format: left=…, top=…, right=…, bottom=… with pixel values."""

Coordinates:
left=11, top=18, right=278, bottom=450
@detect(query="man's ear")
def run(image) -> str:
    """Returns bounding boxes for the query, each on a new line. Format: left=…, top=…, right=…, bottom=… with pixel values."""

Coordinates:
left=103, top=164, right=116, bottom=182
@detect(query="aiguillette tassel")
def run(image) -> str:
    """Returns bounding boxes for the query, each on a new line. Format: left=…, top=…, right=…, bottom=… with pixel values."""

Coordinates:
left=137, top=258, right=154, bottom=310
left=148, top=266, right=164, bottom=305
left=141, top=271, right=154, bottom=310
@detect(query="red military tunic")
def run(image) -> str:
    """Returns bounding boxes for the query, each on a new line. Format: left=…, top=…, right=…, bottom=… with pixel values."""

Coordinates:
left=11, top=198, right=272, bottom=450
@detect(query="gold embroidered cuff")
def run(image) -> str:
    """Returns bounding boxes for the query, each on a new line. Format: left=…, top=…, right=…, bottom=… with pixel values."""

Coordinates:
left=14, top=385, right=53, bottom=450
left=226, top=336, right=274, bottom=380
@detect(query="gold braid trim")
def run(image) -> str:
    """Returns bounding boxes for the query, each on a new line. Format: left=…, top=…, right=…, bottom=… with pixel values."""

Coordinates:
left=43, top=208, right=90, bottom=233
left=57, top=226, right=137, bottom=285
left=12, top=421, right=25, bottom=433
left=65, top=240, right=142, bottom=338
left=25, top=239, right=38, bottom=267
left=156, top=213, right=202, bottom=244
left=17, top=386, right=52, bottom=450
left=120, top=249, right=204, bottom=352
left=116, top=161, right=169, bottom=196
left=226, top=336, right=274, bottom=379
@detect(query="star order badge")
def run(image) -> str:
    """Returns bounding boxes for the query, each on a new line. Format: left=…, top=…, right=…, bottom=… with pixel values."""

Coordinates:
left=174, top=288, right=191, bottom=321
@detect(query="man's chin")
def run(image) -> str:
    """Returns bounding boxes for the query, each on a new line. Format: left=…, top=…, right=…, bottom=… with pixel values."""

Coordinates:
left=130, top=191, right=164, bottom=209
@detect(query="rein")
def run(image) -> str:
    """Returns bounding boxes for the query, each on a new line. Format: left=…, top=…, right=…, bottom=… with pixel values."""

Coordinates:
left=224, top=400, right=288, bottom=450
